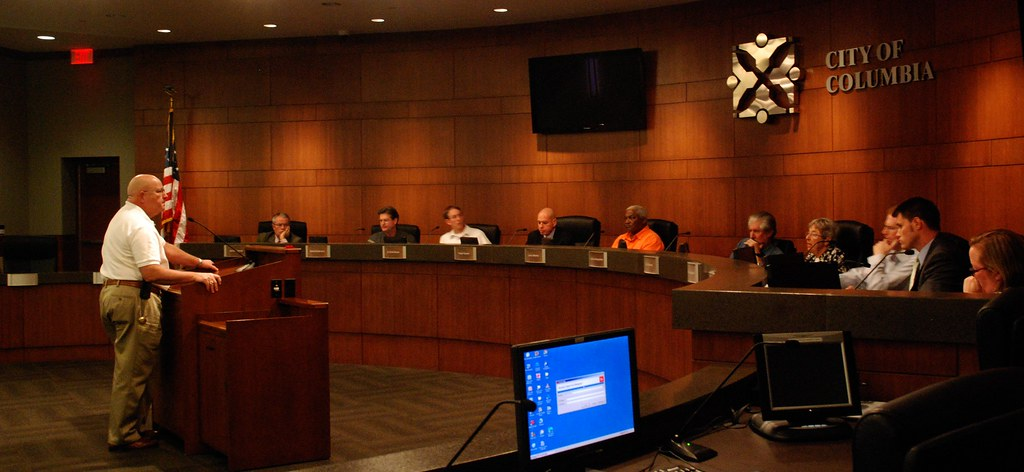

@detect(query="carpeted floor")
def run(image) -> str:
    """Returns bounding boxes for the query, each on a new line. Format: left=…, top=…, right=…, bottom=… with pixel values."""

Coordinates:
left=0, top=361, right=516, bottom=471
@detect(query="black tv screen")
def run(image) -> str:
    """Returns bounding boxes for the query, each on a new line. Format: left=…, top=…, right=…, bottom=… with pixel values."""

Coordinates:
left=528, top=48, right=647, bottom=134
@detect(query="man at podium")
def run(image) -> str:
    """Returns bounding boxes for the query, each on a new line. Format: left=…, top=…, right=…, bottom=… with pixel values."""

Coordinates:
left=98, top=174, right=222, bottom=452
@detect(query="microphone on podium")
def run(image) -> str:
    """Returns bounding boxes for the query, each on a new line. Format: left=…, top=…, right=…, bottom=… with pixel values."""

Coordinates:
left=852, top=248, right=915, bottom=289
left=186, top=217, right=253, bottom=270
left=446, top=399, right=536, bottom=468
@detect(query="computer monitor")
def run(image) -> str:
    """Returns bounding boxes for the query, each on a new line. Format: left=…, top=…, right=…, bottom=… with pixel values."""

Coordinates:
left=511, top=328, right=640, bottom=471
left=750, top=331, right=861, bottom=442
left=459, top=236, right=479, bottom=245
left=764, top=254, right=841, bottom=289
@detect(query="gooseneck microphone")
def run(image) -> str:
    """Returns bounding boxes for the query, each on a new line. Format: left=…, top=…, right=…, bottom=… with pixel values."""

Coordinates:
left=667, top=231, right=691, bottom=252
left=666, top=339, right=800, bottom=463
left=186, top=217, right=252, bottom=268
left=852, top=248, right=915, bottom=289
left=446, top=399, right=536, bottom=469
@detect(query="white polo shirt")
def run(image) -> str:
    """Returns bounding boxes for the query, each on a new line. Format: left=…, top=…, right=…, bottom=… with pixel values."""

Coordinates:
left=99, top=201, right=167, bottom=281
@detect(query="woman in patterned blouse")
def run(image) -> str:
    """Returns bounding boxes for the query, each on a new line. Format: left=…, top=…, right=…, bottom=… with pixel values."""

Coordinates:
left=804, top=218, right=847, bottom=273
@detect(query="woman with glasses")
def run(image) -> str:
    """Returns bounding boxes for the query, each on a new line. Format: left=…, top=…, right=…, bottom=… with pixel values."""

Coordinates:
left=803, top=217, right=847, bottom=273
left=967, top=229, right=1024, bottom=370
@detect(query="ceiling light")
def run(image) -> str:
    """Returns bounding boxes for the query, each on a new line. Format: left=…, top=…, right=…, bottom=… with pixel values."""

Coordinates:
left=494, top=8, right=508, bottom=13
left=157, top=29, right=171, bottom=34
left=371, top=18, right=385, bottom=23
left=264, top=24, right=277, bottom=28
left=37, top=35, right=56, bottom=41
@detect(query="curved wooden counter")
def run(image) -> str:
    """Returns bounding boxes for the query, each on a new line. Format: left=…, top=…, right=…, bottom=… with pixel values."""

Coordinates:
left=2, top=243, right=992, bottom=398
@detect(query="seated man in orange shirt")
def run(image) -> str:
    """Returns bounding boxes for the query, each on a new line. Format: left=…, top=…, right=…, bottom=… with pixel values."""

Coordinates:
left=610, top=205, right=665, bottom=251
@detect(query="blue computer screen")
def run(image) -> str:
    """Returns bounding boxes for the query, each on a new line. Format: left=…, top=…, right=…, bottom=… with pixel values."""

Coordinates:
left=520, top=334, right=636, bottom=460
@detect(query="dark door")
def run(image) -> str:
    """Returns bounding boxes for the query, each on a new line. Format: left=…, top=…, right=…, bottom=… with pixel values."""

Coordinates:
left=75, top=158, right=120, bottom=271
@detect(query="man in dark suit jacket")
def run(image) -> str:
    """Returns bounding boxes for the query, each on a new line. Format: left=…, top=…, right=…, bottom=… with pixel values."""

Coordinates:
left=893, top=197, right=970, bottom=292
left=256, top=212, right=304, bottom=244
left=526, top=208, right=575, bottom=246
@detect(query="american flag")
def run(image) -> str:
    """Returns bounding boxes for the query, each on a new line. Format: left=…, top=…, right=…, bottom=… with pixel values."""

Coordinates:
left=161, top=98, right=187, bottom=244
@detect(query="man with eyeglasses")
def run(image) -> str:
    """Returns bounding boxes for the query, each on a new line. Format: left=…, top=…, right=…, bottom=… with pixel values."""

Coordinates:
left=891, top=197, right=970, bottom=292
left=840, top=206, right=917, bottom=290
left=257, top=212, right=304, bottom=244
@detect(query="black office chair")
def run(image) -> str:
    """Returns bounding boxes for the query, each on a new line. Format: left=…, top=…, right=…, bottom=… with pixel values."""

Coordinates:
left=853, top=366, right=1024, bottom=472
left=647, top=218, right=685, bottom=252
left=976, top=288, right=1024, bottom=370
left=370, top=224, right=421, bottom=243
left=556, top=216, right=602, bottom=246
left=834, top=220, right=874, bottom=268
left=468, top=224, right=501, bottom=245
left=257, top=220, right=308, bottom=242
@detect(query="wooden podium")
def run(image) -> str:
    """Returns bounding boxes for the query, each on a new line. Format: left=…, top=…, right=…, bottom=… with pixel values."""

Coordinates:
left=154, top=246, right=330, bottom=470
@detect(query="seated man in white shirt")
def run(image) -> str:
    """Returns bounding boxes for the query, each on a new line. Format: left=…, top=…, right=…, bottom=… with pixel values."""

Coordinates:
left=438, top=205, right=491, bottom=245
left=840, top=206, right=916, bottom=290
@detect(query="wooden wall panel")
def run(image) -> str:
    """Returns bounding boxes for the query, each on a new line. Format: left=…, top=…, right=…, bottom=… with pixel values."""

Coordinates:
left=454, top=114, right=544, bottom=167
left=830, top=0, right=936, bottom=53
left=832, top=171, right=937, bottom=229
left=831, top=82, right=937, bottom=151
left=186, top=187, right=271, bottom=238
left=453, top=45, right=533, bottom=98
left=935, top=0, right=1018, bottom=45
left=269, top=185, right=362, bottom=237
left=733, top=175, right=835, bottom=239
left=545, top=130, right=640, bottom=164
left=184, top=58, right=271, bottom=108
left=735, top=89, right=834, bottom=157
left=271, top=121, right=362, bottom=170
left=643, top=100, right=735, bottom=160
left=360, top=185, right=455, bottom=236
left=455, top=183, right=548, bottom=237
left=302, top=269, right=362, bottom=333
left=134, top=61, right=186, bottom=111
left=269, top=54, right=362, bottom=105
left=937, top=165, right=1024, bottom=237
left=362, top=118, right=455, bottom=168
left=361, top=50, right=454, bottom=102
left=185, top=123, right=273, bottom=171
left=328, top=333, right=362, bottom=364
left=576, top=281, right=637, bottom=335
left=634, top=289, right=689, bottom=381
left=643, top=22, right=732, bottom=86
left=636, top=179, right=736, bottom=237
left=937, top=59, right=1024, bottom=142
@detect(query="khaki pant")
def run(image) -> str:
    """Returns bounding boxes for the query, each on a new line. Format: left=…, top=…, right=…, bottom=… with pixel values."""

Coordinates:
left=99, top=285, right=162, bottom=446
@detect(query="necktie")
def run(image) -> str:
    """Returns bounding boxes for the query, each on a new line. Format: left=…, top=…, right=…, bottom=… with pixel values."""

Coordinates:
left=908, top=256, right=921, bottom=291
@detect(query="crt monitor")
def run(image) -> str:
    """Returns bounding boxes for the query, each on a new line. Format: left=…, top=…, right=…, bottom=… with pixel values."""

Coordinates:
left=750, top=331, right=861, bottom=442
left=511, top=328, right=640, bottom=471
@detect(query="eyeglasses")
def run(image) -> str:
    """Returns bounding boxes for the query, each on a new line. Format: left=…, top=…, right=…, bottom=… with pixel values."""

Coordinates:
left=968, top=267, right=990, bottom=276
left=272, top=222, right=290, bottom=227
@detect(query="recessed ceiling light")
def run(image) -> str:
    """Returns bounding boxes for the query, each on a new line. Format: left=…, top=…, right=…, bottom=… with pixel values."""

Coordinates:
left=37, top=35, right=56, bottom=41
left=157, top=29, right=171, bottom=34
left=264, top=24, right=277, bottom=28
left=371, top=18, right=385, bottom=23
left=494, top=8, right=509, bottom=13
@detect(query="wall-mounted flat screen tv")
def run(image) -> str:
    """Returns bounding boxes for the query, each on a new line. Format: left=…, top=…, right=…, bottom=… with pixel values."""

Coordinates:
left=528, top=48, right=647, bottom=135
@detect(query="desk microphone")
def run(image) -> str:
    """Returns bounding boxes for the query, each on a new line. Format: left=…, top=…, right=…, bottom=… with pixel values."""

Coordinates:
left=667, top=231, right=691, bottom=253
left=186, top=217, right=253, bottom=270
left=583, top=230, right=601, bottom=247
left=852, top=249, right=915, bottom=289
left=666, top=339, right=799, bottom=463
left=353, top=227, right=365, bottom=232
left=446, top=399, right=536, bottom=469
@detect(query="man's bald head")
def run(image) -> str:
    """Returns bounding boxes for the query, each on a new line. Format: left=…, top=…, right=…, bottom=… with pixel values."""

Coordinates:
left=537, top=207, right=557, bottom=236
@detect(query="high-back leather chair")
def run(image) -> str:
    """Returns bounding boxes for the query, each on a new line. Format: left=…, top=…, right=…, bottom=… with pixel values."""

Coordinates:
left=647, top=218, right=681, bottom=252
left=853, top=366, right=1024, bottom=472
left=370, top=224, right=421, bottom=243
left=257, top=220, right=308, bottom=242
left=834, top=220, right=874, bottom=268
left=556, top=216, right=602, bottom=246
left=977, top=288, right=1024, bottom=370
left=468, top=224, right=501, bottom=245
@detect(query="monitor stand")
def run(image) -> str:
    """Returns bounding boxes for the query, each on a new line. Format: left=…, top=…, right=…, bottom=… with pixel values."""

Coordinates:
left=749, top=413, right=852, bottom=442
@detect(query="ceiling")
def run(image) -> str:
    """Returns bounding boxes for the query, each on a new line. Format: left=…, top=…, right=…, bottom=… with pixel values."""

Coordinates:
left=0, top=0, right=693, bottom=54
